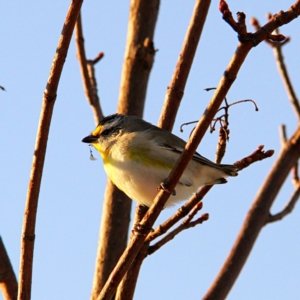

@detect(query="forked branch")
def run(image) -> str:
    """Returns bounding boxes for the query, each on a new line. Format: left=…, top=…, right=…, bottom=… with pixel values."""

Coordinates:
left=75, top=12, right=104, bottom=125
left=251, top=16, right=300, bottom=119
left=98, top=1, right=300, bottom=299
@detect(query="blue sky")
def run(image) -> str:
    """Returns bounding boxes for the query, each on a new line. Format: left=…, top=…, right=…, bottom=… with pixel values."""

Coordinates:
left=1, top=1, right=299, bottom=299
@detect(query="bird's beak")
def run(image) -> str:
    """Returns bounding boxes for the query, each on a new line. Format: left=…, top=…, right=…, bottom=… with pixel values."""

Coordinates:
left=82, top=135, right=98, bottom=143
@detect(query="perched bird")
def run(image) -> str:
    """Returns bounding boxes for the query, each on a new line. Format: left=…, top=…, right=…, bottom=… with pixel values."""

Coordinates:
left=82, top=114, right=238, bottom=207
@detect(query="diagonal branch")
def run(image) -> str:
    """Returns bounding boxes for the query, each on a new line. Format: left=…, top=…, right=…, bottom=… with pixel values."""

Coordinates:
left=146, top=145, right=273, bottom=243
left=0, top=237, right=18, bottom=300
left=158, top=0, right=211, bottom=131
left=17, top=1, right=83, bottom=300
left=148, top=209, right=209, bottom=255
left=203, top=125, right=300, bottom=300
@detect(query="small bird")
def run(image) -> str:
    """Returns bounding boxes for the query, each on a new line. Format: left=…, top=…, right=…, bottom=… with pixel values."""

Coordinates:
left=82, top=114, right=238, bottom=207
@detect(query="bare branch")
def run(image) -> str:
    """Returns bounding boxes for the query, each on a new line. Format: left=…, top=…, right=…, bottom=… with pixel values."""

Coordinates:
left=292, top=162, right=299, bottom=186
left=203, top=125, right=300, bottom=300
left=0, top=237, right=18, bottom=300
left=234, top=145, right=274, bottom=171
left=117, top=0, right=158, bottom=116
left=221, top=0, right=300, bottom=45
left=267, top=184, right=300, bottom=223
left=75, top=12, right=104, bottom=125
left=98, top=1, right=300, bottom=298
left=148, top=212, right=209, bottom=255
left=116, top=1, right=212, bottom=297
left=158, top=0, right=211, bottom=131
left=279, top=124, right=288, bottom=146
left=94, top=1, right=159, bottom=299
left=18, top=2, right=83, bottom=300
left=91, top=181, right=131, bottom=300
left=251, top=16, right=300, bottom=120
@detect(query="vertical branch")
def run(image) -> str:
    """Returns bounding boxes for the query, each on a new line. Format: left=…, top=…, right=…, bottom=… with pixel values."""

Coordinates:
left=17, top=1, right=83, bottom=300
left=116, top=1, right=211, bottom=299
left=203, top=125, right=300, bottom=300
left=0, top=237, right=18, bottom=300
left=115, top=206, right=148, bottom=300
left=117, top=0, right=159, bottom=116
left=158, top=0, right=211, bottom=131
left=75, top=12, right=104, bottom=125
left=91, top=180, right=131, bottom=299
left=91, top=1, right=159, bottom=299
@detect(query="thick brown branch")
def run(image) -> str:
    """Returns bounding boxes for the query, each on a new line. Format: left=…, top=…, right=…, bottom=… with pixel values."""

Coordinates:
left=117, top=0, right=159, bottom=116
left=75, top=12, right=104, bottom=125
left=91, top=181, right=131, bottom=300
left=203, top=125, right=300, bottom=300
left=267, top=184, right=300, bottom=223
left=116, top=1, right=212, bottom=298
left=95, top=1, right=159, bottom=300
left=0, top=237, right=18, bottom=300
left=17, top=2, right=83, bottom=300
left=158, top=0, right=211, bottom=131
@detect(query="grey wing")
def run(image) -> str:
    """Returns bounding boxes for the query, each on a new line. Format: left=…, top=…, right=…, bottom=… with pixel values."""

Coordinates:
left=144, top=125, right=238, bottom=177
left=158, top=142, right=238, bottom=177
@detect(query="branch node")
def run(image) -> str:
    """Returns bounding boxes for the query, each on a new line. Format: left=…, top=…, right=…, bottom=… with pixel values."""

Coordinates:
left=223, top=70, right=236, bottom=82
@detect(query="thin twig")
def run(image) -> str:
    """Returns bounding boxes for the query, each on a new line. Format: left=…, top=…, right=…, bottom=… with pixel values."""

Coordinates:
left=251, top=16, right=300, bottom=119
left=0, top=237, right=18, bottom=300
left=267, top=184, right=300, bottom=223
left=148, top=212, right=209, bottom=255
left=17, top=2, right=83, bottom=300
left=279, top=124, right=288, bottom=147
left=75, top=12, right=104, bottom=125
left=234, top=145, right=274, bottom=171
left=292, top=162, right=299, bottom=186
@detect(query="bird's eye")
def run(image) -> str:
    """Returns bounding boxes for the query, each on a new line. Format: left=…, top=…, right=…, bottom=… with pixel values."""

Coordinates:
left=101, top=129, right=112, bottom=136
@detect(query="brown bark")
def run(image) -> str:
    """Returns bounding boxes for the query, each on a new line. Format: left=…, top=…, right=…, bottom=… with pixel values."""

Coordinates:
left=0, top=237, right=18, bottom=300
left=75, top=12, right=104, bottom=125
left=158, top=0, right=211, bottom=131
left=91, top=1, right=159, bottom=299
left=96, top=1, right=300, bottom=296
left=17, top=1, right=83, bottom=300
left=116, top=1, right=211, bottom=299
left=117, top=0, right=159, bottom=116
left=203, top=125, right=300, bottom=300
